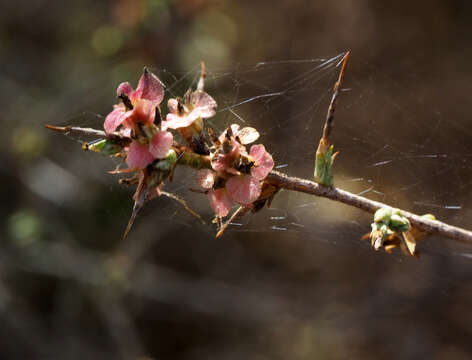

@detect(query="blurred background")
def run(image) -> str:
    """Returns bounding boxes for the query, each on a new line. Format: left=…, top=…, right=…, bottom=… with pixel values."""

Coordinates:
left=1, top=0, right=472, bottom=359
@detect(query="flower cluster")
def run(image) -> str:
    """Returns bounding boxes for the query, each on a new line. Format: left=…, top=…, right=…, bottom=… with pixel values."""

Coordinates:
left=102, top=68, right=274, bottom=222
left=196, top=124, right=274, bottom=217
left=48, top=54, right=447, bottom=255
left=104, top=68, right=173, bottom=169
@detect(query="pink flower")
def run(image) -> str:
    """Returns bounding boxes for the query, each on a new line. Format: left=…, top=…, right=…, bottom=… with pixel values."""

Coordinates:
left=204, top=124, right=275, bottom=217
left=211, top=124, right=263, bottom=176
left=126, top=130, right=173, bottom=169
left=196, top=169, right=236, bottom=217
left=163, top=90, right=217, bottom=130
left=103, top=69, right=173, bottom=169
left=104, top=68, right=164, bottom=134
left=210, top=125, right=273, bottom=179
left=206, top=175, right=262, bottom=217
left=210, top=139, right=243, bottom=175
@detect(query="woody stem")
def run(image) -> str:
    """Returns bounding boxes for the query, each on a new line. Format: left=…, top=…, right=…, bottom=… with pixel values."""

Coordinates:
left=45, top=124, right=472, bottom=245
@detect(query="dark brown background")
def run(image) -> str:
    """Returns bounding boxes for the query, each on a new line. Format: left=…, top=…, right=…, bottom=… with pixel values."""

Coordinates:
left=1, top=0, right=472, bottom=359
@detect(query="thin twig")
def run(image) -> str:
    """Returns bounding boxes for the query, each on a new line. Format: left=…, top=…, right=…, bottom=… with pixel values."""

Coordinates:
left=266, top=170, right=472, bottom=245
left=161, top=191, right=206, bottom=225
left=322, top=51, right=350, bottom=139
left=45, top=126, right=472, bottom=245
left=216, top=206, right=244, bottom=238
left=45, top=124, right=131, bottom=146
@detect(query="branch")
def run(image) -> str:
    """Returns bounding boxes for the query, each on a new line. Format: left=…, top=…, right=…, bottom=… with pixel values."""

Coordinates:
left=45, top=124, right=472, bottom=246
left=160, top=191, right=206, bottom=225
left=266, top=170, right=472, bottom=245
left=314, top=51, right=350, bottom=186
left=168, top=148, right=472, bottom=245
left=45, top=124, right=131, bottom=146
left=323, top=51, right=350, bottom=139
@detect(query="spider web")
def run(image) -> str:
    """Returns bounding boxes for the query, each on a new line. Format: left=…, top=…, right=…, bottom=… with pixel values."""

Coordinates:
left=8, top=52, right=472, bottom=359
left=59, top=52, right=472, bottom=261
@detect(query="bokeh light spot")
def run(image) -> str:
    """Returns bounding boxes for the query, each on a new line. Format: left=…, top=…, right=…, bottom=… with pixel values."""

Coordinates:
left=91, top=25, right=124, bottom=56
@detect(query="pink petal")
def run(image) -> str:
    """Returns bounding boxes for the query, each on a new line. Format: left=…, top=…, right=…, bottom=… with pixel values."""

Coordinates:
left=208, top=188, right=234, bottom=217
left=148, top=130, right=173, bottom=159
left=196, top=169, right=215, bottom=189
left=225, top=175, right=261, bottom=205
left=185, top=110, right=202, bottom=125
left=163, top=113, right=194, bottom=130
left=250, top=144, right=274, bottom=180
left=237, top=127, right=260, bottom=145
left=188, top=106, right=214, bottom=121
left=126, top=141, right=154, bottom=168
left=132, top=99, right=155, bottom=125
left=190, top=90, right=217, bottom=118
left=104, top=106, right=131, bottom=133
left=132, top=68, right=164, bottom=106
left=116, top=82, right=134, bottom=97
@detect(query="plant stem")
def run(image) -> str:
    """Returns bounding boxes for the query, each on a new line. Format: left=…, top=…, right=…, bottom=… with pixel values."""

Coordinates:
left=266, top=170, right=472, bottom=245
left=322, top=51, right=350, bottom=140
left=45, top=124, right=472, bottom=245
left=45, top=124, right=131, bottom=146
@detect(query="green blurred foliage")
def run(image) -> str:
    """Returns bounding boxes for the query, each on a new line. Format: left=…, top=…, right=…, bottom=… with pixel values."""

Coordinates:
left=8, top=210, right=43, bottom=247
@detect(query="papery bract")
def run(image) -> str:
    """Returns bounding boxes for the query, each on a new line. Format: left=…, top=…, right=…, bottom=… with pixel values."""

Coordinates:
left=126, top=141, right=155, bottom=169
left=189, top=90, right=217, bottom=119
left=104, top=69, right=164, bottom=134
left=104, top=105, right=132, bottom=134
left=117, top=82, right=134, bottom=98
left=236, top=127, right=260, bottom=145
left=218, top=124, right=239, bottom=144
left=208, top=188, right=234, bottom=217
left=225, top=175, right=261, bottom=205
left=211, top=139, right=241, bottom=174
left=218, top=124, right=260, bottom=145
left=249, top=144, right=274, bottom=180
left=164, top=90, right=217, bottom=130
left=126, top=130, right=173, bottom=169
left=132, top=68, right=165, bottom=106
left=196, top=169, right=216, bottom=189
left=121, top=98, right=155, bottom=131
left=149, top=130, right=173, bottom=159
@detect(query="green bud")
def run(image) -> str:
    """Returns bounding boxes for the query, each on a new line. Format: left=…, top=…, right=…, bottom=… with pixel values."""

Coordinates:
left=153, top=149, right=177, bottom=172
left=83, top=139, right=122, bottom=155
left=389, top=213, right=410, bottom=232
left=422, top=214, right=436, bottom=221
left=314, top=144, right=336, bottom=186
left=178, top=150, right=210, bottom=169
left=392, top=208, right=403, bottom=217
left=374, top=207, right=392, bottom=223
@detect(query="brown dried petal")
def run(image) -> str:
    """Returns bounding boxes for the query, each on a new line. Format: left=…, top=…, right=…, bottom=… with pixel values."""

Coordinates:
left=237, top=127, right=260, bottom=145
